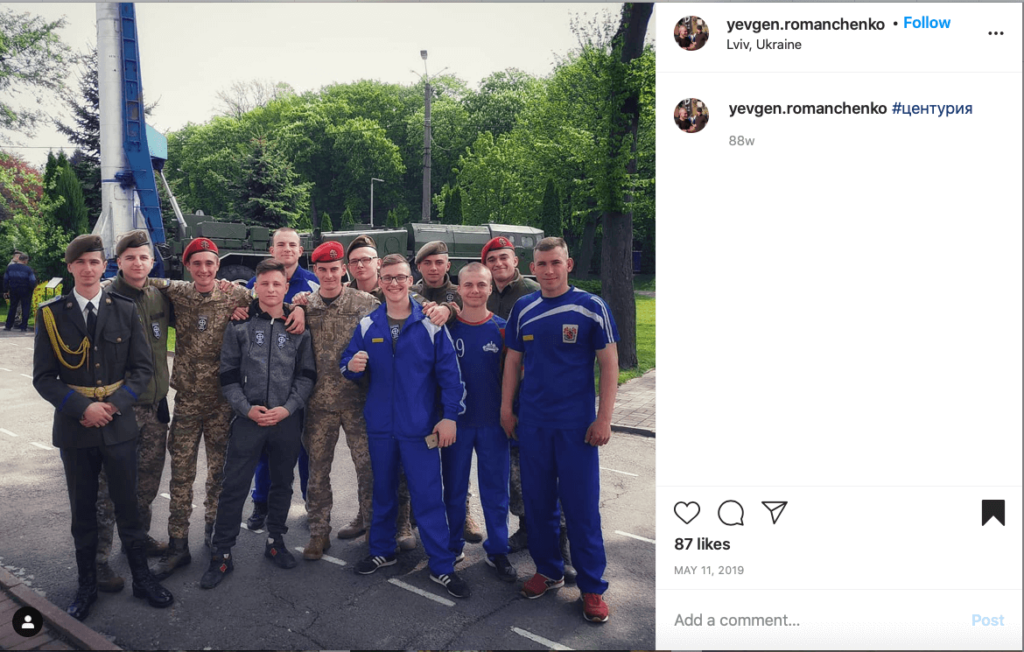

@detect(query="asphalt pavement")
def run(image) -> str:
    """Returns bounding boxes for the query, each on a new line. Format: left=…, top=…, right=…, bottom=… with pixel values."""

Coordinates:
left=0, top=328, right=655, bottom=650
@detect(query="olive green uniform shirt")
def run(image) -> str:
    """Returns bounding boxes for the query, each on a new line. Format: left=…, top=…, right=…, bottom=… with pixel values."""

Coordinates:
left=112, top=272, right=171, bottom=405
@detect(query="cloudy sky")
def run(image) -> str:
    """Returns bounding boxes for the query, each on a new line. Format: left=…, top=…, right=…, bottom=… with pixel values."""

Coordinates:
left=7, top=2, right=632, bottom=166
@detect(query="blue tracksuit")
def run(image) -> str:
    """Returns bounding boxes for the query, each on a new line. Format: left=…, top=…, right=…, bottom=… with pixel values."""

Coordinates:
left=442, top=313, right=510, bottom=558
left=248, top=266, right=320, bottom=503
left=341, top=297, right=465, bottom=576
left=506, top=287, right=619, bottom=595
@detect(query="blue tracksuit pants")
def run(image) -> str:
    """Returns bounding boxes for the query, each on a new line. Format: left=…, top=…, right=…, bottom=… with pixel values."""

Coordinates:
left=368, top=433, right=455, bottom=576
left=252, top=443, right=309, bottom=503
left=440, top=425, right=510, bottom=557
left=518, top=424, right=608, bottom=595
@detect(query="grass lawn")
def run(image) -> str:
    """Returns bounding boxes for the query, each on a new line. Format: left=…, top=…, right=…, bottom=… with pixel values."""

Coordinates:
left=617, top=294, right=655, bottom=385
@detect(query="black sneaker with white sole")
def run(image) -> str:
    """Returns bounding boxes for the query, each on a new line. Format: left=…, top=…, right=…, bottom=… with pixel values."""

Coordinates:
left=430, top=571, right=471, bottom=598
left=485, top=554, right=518, bottom=583
left=355, top=554, right=397, bottom=575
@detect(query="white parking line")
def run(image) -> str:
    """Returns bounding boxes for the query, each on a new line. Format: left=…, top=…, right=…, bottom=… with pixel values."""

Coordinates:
left=19, top=373, right=32, bottom=379
left=157, top=493, right=194, bottom=508
left=0, top=367, right=11, bottom=371
left=1, top=428, right=18, bottom=437
left=387, top=578, right=455, bottom=607
left=511, top=626, right=573, bottom=650
left=239, top=522, right=264, bottom=534
left=30, top=442, right=54, bottom=451
left=600, top=466, right=638, bottom=477
left=615, top=529, right=655, bottom=544
left=294, top=547, right=347, bottom=567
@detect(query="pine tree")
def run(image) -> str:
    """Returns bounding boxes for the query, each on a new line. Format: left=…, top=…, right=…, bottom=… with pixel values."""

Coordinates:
left=444, top=187, right=463, bottom=225
left=55, top=51, right=100, bottom=163
left=232, top=137, right=309, bottom=229
left=540, top=179, right=562, bottom=238
left=51, top=158, right=88, bottom=237
left=340, top=207, right=355, bottom=227
left=320, top=212, right=333, bottom=232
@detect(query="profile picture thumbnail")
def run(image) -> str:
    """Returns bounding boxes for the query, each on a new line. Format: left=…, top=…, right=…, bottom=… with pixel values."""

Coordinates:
left=675, top=16, right=709, bottom=51
left=674, top=98, right=709, bottom=134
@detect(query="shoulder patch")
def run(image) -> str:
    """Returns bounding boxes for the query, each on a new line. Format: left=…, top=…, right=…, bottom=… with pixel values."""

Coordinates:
left=150, top=278, right=171, bottom=289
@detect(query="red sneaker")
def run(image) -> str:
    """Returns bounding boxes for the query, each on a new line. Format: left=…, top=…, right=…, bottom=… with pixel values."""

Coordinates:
left=582, top=592, right=609, bottom=623
left=520, top=572, right=565, bottom=599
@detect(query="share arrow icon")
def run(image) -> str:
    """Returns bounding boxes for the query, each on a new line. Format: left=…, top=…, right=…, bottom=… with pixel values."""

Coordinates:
left=762, top=501, right=788, bottom=524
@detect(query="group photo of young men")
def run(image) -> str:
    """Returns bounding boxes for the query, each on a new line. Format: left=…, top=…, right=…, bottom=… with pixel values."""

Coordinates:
left=33, top=226, right=621, bottom=627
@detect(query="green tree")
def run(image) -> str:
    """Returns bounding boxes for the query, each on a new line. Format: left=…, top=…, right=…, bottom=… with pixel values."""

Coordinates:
left=232, top=137, right=310, bottom=229
left=540, top=178, right=561, bottom=238
left=0, top=150, right=43, bottom=223
left=443, top=186, right=463, bottom=225
left=0, top=8, right=75, bottom=143
left=48, top=154, right=88, bottom=237
left=320, top=212, right=334, bottom=232
left=339, top=207, right=354, bottom=227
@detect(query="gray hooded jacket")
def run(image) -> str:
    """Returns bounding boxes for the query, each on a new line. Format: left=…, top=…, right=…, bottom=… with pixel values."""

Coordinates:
left=219, top=299, right=317, bottom=419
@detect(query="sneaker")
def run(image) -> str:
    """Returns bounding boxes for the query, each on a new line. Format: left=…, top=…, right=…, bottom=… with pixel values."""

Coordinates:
left=199, top=551, right=233, bottom=590
left=430, top=571, right=471, bottom=598
left=520, top=572, right=564, bottom=599
left=354, top=554, right=397, bottom=575
left=485, top=554, right=518, bottom=583
left=264, top=537, right=297, bottom=569
left=453, top=550, right=465, bottom=564
left=582, top=592, right=610, bottom=623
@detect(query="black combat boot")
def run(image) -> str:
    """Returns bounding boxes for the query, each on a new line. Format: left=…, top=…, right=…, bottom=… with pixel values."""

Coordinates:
left=151, top=536, right=190, bottom=580
left=246, top=500, right=268, bottom=530
left=560, top=525, right=577, bottom=585
left=126, top=541, right=173, bottom=608
left=67, top=549, right=98, bottom=621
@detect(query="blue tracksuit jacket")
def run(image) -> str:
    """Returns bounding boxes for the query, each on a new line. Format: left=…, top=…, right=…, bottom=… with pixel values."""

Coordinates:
left=340, top=297, right=465, bottom=438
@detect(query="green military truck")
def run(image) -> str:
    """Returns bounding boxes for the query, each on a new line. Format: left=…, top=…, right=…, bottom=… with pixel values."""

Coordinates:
left=162, top=213, right=543, bottom=282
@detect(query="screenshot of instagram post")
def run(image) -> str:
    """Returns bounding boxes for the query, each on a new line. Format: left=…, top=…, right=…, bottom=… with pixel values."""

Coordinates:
left=658, top=2, right=1021, bottom=650
left=0, top=2, right=659, bottom=650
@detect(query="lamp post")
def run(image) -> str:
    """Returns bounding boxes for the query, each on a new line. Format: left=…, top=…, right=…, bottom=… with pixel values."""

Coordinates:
left=370, top=178, right=384, bottom=228
left=421, top=50, right=431, bottom=223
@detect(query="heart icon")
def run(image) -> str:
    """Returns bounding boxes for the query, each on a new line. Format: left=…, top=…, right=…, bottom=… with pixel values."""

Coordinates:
left=674, top=501, right=700, bottom=524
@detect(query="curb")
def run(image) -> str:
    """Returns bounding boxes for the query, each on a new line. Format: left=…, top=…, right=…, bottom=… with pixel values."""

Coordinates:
left=0, top=567, right=120, bottom=651
left=612, top=424, right=655, bottom=437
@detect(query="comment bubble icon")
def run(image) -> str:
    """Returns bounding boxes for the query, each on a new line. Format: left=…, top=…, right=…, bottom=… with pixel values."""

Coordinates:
left=718, top=500, right=744, bottom=526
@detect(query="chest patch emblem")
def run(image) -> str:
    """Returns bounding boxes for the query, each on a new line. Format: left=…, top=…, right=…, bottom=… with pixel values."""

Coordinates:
left=277, top=333, right=289, bottom=349
left=445, top=292, right=456, bottom=303
left=255, top=330, right=265, bottom=346
left=390, top=325, right=401, bottom=340
left=197, top=315, right=209, bottom=331
left=562, top=324, right=579, bottom=344
left=151, top=322, right=162, bottom=340
left=483, top=341, right=499, bottom=353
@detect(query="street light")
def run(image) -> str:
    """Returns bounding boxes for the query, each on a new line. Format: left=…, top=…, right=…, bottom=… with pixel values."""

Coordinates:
left=370, top=178, right=385, bottom=228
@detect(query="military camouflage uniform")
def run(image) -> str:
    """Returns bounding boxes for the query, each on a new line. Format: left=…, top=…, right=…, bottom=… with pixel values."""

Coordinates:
left=303, top=287, right=379, bottom=537
left=487, top=269, right=540, bottom=524
left=96, top=272, right=173, bottom=562
left=158, top=280, right=251, bottom=539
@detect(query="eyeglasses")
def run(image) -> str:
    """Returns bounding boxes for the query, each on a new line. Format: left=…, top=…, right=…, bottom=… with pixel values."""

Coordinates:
left=349, top=256, right=377, bottom=267
left=380, top=274, right=411, bottom=285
